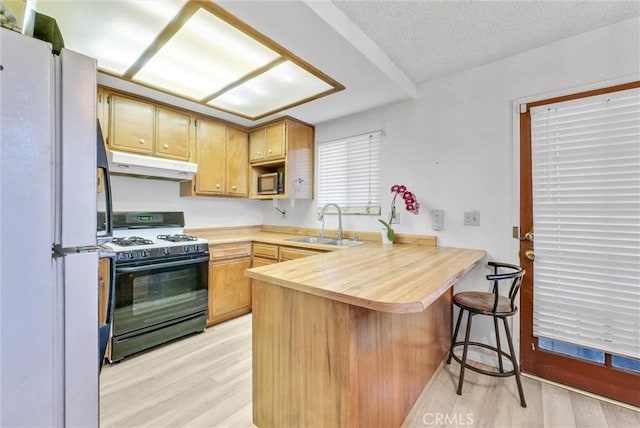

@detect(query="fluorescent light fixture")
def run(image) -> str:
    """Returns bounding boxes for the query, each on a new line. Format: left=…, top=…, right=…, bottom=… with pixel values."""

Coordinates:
left=34, top=0, right=344, bottom=120
left=209, top=61, right=334, bottom=118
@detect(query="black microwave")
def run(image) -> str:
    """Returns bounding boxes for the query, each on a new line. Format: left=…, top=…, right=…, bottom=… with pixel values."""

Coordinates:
left=257, top=172, right=284, bottom=195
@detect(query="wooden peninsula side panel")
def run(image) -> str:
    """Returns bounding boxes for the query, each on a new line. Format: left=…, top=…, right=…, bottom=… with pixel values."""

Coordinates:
left=247, top=244, right=485, bottom=428
left=252, top=280, right=452, bottom=428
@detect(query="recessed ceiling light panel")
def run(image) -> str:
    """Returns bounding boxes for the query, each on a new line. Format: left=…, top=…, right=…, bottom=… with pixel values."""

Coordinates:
left=36, top=0, right=187, bottom=75
left=133, top=8, right=281, bottom=100
left=209, top=61, right=333, bottom=118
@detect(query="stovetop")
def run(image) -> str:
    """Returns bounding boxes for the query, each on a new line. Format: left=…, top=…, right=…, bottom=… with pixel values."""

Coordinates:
left=111, top=234, right=203, bottom=248
left=104, top=230, right=208, bottom=263
left=103, top=212, right=209, bottom=263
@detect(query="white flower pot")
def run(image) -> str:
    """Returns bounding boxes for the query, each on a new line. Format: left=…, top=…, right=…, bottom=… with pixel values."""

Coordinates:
left=381, top=229, right=393, bottom=245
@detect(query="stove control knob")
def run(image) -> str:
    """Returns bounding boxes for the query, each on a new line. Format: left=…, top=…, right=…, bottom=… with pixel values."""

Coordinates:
left=184, top=245, right=191, bottom=253
left=140, top=250, right=149, bottom=258
left=127, top=252, right=135, bottom=260
left=163, top=247, right=171, bottom=256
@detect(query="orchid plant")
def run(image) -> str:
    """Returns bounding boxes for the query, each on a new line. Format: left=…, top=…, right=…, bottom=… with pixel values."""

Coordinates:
left=378, top=184, right=420, bottom=242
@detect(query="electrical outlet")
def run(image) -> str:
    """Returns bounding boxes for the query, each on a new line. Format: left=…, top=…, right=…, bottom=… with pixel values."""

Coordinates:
left=463, top=210, right=480, bottom=226
left=431, top=209, right=444, bottom=230
left=390, top=209, right=400, bottom=224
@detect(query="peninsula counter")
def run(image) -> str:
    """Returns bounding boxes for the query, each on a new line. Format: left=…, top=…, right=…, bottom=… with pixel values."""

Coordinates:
left=245, top=243, right=486, bottom=428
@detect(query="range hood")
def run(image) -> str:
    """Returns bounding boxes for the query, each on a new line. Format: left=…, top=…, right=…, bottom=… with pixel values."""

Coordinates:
left=107, top=150, right=197, bottom=181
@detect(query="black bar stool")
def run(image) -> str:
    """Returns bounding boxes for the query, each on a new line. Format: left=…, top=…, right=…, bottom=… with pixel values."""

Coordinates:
left=447, top=261, right=527, bottom=407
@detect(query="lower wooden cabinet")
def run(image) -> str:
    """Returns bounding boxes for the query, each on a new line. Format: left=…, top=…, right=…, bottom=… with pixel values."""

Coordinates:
left=98, top=258, right=111, bottom=360
left=252, top=242, right=279, bottom=267
left=279, top=246, right=325, bottom=262
left=207, top=242, right=252, bottom=326
left=207, top=241, right=328, bottom=326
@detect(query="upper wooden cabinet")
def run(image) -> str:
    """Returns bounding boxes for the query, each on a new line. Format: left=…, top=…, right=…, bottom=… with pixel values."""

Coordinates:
left=105, top=93, right=190, bottom=161
left=156, top=107, right=190, bottom=160
left=108, top=94, right=154, bottom=154
left=180, top=117, right=248, bottom=197
left=225, top=127, right=249, bottom=197
left=249, top=122, right=286, bottom=163
left=249, top=118, right=314, bottom=200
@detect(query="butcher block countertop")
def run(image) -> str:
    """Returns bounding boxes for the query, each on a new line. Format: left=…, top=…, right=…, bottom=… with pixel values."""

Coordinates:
left=186, top=225, right=485, bottom=313
left=245, top=244, right=486, bottom=314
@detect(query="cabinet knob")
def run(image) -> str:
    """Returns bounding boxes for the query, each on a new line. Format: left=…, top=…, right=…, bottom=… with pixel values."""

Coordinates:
left=268, top=149, right=272, bottom=153
left=216, top=184, right=221, bottom=188
left=163, top=144, right=169, bottom=149
left=257, top=151, right=261, bottom=155
left=139, top=139, right=146, bottom=144
left=232, top=185, right=237, bottom=190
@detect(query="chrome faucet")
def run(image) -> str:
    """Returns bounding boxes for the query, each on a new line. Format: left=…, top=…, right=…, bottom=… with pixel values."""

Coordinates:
left=318, top=203, right=343, bottom=240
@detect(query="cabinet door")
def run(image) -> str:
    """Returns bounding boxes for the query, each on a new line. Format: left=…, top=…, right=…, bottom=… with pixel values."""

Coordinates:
left=265, top=121, right=285, bottom=160
left=98, top=258, right=110, bottom=325
left=226, top=127, right=248, bottom=196
left=249, top=128, right=266, bottom=163
left=155, top=107, right=190, bottom=160
left=108, top=95, right=154, bottom=154
left=208, top=257, right=252, bottom=325
left=194, top=119, right=225, bottom=195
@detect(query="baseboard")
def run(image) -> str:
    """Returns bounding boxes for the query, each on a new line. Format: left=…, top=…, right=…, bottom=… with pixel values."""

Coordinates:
left=521, top=372, right=640, bottom=412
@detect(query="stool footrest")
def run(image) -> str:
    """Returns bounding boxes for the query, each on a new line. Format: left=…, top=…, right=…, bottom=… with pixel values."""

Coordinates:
left=450, top=341, right=519, bottom=378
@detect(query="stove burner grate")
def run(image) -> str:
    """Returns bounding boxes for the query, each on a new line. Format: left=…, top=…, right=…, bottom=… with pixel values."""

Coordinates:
left=157, top=234, right=198, bottom=243
left=112, top=236, right=154, bottom=247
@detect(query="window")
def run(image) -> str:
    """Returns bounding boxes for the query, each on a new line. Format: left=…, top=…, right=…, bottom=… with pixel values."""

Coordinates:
left=530, top=86, right=640, bottom=360
left=316, top=130, right=382, bottom=215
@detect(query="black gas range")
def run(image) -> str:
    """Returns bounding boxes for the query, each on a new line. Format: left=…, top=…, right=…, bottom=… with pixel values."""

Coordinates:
left=104, top=212, right=209, bottom=362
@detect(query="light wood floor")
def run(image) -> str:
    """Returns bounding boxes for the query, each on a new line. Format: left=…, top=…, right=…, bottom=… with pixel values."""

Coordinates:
left=101, top=313, right=639, bottom=428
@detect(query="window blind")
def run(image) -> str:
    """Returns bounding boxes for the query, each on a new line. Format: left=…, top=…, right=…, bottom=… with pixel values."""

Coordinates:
left=530, top=87, right=640, bottom=359
left=316, top=131, right=381, bottom=215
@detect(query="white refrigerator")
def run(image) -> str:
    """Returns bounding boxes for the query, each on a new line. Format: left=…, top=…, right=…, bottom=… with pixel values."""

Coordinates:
left=0, top=27, right=107, bottom=426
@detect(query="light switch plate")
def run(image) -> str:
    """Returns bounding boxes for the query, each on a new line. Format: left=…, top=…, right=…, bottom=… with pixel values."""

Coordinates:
left=464, top=210, right=480, bottom=226
left=431, top=209, right=444, bottom=230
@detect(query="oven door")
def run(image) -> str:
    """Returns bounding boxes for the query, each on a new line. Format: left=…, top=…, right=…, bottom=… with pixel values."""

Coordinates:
left=112, top=254, right=208, bottom=337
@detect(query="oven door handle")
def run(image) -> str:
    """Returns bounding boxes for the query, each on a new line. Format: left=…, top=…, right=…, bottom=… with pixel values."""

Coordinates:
left=116, top=255, right=210, bottom=274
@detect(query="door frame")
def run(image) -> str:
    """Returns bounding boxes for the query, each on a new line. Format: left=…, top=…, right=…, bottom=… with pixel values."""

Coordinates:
left=514, top=80, right=640, bottom=407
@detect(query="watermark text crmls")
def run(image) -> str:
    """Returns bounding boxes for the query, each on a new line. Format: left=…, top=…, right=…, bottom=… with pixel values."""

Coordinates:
left=422, top=412, right=474, bottom=426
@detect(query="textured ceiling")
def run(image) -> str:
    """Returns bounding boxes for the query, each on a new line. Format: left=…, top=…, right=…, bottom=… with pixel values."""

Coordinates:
left=332, top=0, right=640, bottom=84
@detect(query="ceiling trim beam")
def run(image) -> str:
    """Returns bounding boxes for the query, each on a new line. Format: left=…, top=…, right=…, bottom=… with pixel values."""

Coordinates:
left=303, top=0, right=417, bottom=99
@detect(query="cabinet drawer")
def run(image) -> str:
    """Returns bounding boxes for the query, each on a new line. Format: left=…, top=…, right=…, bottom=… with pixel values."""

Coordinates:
left=209, top=242, right=252, bottom=261
left=279, top=246, right=325, bottom=261
left=252, top=257, right=278, bottom=268
left=252, top=243, right=279, bottom=260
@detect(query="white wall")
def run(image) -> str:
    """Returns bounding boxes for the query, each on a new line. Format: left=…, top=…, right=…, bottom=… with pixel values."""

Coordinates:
left=263, top=17, right=640, bottom=363
left=110, top=175, right=263, bottom=229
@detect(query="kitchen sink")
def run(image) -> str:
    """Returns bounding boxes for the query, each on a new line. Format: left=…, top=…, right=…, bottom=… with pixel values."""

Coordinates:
left=287, top=237, right=364, bottom=247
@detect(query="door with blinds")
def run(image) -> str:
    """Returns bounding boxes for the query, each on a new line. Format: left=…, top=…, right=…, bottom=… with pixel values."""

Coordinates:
left=519, top=81, right=640, bottom=407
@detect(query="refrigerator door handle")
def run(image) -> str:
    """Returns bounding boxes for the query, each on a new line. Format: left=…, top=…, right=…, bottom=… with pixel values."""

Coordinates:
left=52, top=244, right=100, bottom=258
left=97, top=120, right=113, bottom=244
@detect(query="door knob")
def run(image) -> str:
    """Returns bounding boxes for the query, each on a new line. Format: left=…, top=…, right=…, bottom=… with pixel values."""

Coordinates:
left=525, top=250, right=535, bottom=261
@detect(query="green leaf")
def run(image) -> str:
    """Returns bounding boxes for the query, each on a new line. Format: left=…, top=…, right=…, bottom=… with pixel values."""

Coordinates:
left=378, top=219, right=391, bottom=229
left=378, top=219, right=395, bottom=241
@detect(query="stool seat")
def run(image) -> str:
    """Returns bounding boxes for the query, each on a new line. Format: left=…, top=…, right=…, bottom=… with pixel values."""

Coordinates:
left=453, top=291, right=513, bottom=315
left=447, top=261, right=527, bottom=408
